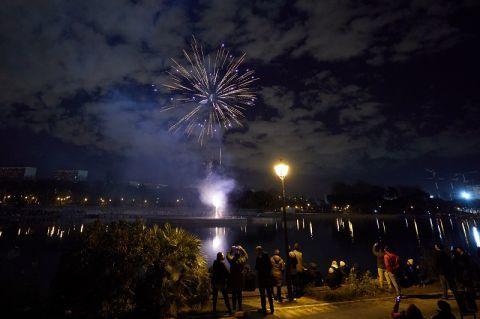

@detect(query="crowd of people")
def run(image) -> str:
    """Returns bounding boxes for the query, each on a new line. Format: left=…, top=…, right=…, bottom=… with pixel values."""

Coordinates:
left=210, top=242, right=311, bottom=315
left=209, top=240, right=480, bottom=317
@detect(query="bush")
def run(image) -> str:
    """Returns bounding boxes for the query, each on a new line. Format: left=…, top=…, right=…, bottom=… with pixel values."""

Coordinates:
left=52, top=221, right=210, bottom=318
left=322, top=271, right=382, bottom=302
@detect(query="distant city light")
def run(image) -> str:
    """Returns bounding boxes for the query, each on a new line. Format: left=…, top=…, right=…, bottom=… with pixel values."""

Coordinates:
left=460, top=191, right=472, bottom=200
left=429, top=195, right=434, bottom=199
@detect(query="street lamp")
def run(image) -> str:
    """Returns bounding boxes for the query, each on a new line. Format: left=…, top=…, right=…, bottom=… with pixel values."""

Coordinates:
left=274, top=161, right=293, bottom=300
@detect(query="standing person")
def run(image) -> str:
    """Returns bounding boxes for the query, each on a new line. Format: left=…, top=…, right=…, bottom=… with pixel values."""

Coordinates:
left=255, top=246, right=274, bottom=315
left=452, top=247, right=477, bottom=290
left=373, top=242, right=392, bottom=290
left=286, top=245, right=297, bottom=301
left=270, top=249, right=285, bottom=302
left=211, top=252, right=232, bottom=314
left=292, top=243, right=304, bottom=296
left=227, top=244, right=248, bottom=312
left=433, top=244, right=455, bottom=299
left=384, top=246, right=402, bottom=296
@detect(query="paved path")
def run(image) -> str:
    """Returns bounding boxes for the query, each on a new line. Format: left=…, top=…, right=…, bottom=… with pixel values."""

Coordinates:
left=191, top=288, right=464, bottom=319
left=244, top=295, right=461, bottom=318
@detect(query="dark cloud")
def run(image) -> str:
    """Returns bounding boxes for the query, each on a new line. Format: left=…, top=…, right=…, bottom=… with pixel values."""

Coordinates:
left=0, top=0, right=479, bottom=194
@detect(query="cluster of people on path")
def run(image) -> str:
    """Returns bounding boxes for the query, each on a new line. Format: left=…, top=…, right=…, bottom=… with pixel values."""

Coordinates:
left=211, top=240, right=480, bottom=316
left=372, top=241, right=480, bottom=318
left=209, top=243, right=307, bottom=315
left=373, top=241, right=480, bottom=300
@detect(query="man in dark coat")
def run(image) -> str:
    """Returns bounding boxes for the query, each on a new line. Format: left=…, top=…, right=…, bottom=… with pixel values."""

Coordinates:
left=227, top=244, right=248, bottom=311
left=255, top=246, right=274, bottom=315
left=433, top=244, right=456, bottom=299
left=211, top=252, right=232, bottom=314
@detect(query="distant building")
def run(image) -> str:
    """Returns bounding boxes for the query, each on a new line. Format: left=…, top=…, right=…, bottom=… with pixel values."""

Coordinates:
left=54, top=169, right=88, bottom=182
left=0, top=167, right=37, bottom=180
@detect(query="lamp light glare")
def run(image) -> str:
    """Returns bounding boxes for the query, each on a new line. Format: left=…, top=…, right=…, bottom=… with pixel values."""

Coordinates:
left=274, top=163, right=289, bottom=179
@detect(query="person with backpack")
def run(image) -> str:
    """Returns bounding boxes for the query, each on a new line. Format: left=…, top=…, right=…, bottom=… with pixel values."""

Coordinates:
left=384, top=245, right=402, bottom=295
left=270, top=249, right=285, bottom=302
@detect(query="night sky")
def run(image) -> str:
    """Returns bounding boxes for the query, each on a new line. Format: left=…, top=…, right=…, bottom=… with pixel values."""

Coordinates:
left=1, top=0, right=479, bottom=195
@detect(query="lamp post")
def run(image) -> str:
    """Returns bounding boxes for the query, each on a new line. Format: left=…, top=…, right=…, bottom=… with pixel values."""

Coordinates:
left=274, top=161, right=293, bottom=300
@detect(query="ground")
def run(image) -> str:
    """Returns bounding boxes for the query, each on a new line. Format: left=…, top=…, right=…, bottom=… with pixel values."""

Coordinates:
left=188, top=285, right=465, bottom=319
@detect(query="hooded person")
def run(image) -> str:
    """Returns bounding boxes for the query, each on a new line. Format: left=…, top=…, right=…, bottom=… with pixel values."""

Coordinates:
left=270, top=249, right=285, bottom=302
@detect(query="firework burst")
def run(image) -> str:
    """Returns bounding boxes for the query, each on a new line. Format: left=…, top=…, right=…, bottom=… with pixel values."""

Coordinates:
left=162, top=37, right=257, bottom=144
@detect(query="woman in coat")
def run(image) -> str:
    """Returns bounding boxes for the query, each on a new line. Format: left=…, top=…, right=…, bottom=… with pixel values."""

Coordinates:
left=270, top=249, right=285, bottom=302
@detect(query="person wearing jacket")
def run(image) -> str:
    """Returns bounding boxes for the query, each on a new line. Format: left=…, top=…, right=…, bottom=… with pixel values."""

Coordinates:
left=255, top=246, right=274, bottom=315
left=270, top=249, right=285, bottom=302
left=286, top=245, right=297, bottom=301
left=211, top=252, right=232, bottom=314
left=384, top=246, right=402, bottom=295
left=433, top=244, right=456, bottom=299
left=373, top=242, right=392, bottom=289
left=227, top=244, right=248, bottom=311
left=292, top=243, right=304, bottom=297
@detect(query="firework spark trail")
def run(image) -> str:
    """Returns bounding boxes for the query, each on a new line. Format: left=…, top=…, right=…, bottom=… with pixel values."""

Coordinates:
left=162, top=37, right=257, bottom=145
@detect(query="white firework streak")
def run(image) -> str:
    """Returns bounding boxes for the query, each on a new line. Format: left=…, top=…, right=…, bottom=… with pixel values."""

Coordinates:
left=163, top=37, right=257, bottom=145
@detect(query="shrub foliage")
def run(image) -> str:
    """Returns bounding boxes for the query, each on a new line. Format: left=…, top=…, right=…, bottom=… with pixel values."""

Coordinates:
left=53, top=221, right=210, bottom=318
left=322, top=272, right=382, bottom=302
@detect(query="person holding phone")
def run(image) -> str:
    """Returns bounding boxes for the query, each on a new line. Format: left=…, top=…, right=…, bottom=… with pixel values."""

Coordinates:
left=227, top=244, right=248, bottom=312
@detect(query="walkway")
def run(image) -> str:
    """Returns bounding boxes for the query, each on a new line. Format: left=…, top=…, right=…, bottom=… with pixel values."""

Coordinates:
left=188, top=286, right=464, bottom=319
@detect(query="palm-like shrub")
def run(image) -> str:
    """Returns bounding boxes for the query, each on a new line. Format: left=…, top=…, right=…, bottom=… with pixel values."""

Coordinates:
left=53, top=221, right=210, bottom=318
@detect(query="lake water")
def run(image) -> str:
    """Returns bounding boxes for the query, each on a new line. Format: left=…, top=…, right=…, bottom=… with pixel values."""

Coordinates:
left=190, top=213, right=480, bottom=270
left=1, top=212, right=480, bottom=306
left=0, top=214, right=479, bottom=309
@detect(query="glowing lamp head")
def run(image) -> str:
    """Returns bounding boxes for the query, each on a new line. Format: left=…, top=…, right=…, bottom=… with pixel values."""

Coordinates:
left=274, top=162, right=289, bottom=180
left=460, top=191, right=472, bottom=200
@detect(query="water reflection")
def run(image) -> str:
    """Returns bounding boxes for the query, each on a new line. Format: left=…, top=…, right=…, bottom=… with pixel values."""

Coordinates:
left=413, top=218, right=420, bottom=242
left=210, top=227, right=226, bottom=253
left=3, top=214, right=480, bottom=270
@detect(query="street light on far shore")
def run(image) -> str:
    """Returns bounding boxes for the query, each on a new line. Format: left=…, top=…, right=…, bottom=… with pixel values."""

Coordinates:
left=274, top=160, right=293, bottom=301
